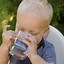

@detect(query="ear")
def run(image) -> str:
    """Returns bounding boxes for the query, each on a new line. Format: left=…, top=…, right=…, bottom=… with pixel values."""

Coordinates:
left=43, top=27, right=49, bottom=38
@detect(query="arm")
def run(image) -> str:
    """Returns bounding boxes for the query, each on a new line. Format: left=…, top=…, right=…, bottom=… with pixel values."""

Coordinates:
left=0, top=44, right=9, bottom=64
left=0, top=25, right=16, bottom=64
left=29, top=54, right=55, bottom=64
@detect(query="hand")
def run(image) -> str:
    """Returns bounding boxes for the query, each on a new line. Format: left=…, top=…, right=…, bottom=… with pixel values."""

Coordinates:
left=2, top=25, right=16, bottom=48
left=21, top=34, right=38, bottom=59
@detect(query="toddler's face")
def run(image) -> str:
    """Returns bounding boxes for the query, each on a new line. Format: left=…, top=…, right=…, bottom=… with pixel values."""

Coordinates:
left=15, top=12, right=48, bottom=44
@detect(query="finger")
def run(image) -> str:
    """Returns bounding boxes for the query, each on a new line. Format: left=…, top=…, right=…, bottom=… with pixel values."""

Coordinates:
left=3, top=25, right=10, bottom=32
left=8, top=33, right=16, bottom=39
left=28, top=34, right=37, bottom=44
left=7, top=30, right=17, bottom=38
left=25, top=37, right=37, bottom=45
left=25, top=37, right=33, bottom=43
left=20, top=37, right=31, bottom=46
left=28, top=34, right=37, bottom=41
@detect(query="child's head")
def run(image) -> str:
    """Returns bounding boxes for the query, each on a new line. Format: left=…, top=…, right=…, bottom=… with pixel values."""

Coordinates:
left=15, top=0, right=53, bottom=43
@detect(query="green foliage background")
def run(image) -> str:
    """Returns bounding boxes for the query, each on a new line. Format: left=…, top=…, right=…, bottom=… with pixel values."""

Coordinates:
left=0, top=0, right=64, bottom=44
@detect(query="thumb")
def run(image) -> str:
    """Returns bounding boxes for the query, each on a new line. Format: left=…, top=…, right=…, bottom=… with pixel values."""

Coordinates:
left=3, top=25, right=10, bottom=32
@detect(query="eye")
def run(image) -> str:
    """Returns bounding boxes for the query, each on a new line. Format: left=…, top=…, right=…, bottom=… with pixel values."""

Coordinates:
left=30, top=32, right=39, bottom=35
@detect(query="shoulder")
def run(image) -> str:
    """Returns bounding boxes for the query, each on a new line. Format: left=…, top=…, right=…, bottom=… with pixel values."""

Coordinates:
left=43, top=39, right=56, bottom=56
left=42, top=39, right=56, bottom=63
left=43, top=39, right=54, bottom=48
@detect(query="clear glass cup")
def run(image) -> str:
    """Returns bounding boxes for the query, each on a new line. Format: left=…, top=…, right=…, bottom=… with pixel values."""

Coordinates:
left=9, top=31, right=28, bottom=60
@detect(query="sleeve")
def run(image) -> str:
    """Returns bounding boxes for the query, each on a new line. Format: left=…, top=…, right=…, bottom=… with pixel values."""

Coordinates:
left=42, top=42, right=56, bottom=64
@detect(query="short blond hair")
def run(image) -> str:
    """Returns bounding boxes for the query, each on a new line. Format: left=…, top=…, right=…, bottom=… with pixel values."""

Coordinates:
left=17, top=0, right=53, bottom=28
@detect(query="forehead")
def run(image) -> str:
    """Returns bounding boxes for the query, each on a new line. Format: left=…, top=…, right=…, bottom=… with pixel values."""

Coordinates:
left=16, top=12, right=46, bottom=32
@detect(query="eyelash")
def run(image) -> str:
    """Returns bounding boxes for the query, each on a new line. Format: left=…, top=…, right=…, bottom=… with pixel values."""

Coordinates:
left=31, top=33, right=38, bottom=35
left=17, top=28, right=38, bottom=35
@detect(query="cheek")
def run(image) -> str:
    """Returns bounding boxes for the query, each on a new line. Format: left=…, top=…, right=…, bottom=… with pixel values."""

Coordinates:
left=35, top=34, right=43, bottom=43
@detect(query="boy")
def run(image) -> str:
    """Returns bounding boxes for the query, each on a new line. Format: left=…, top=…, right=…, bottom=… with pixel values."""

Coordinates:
left=0, top=0, right=56, bottom=64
